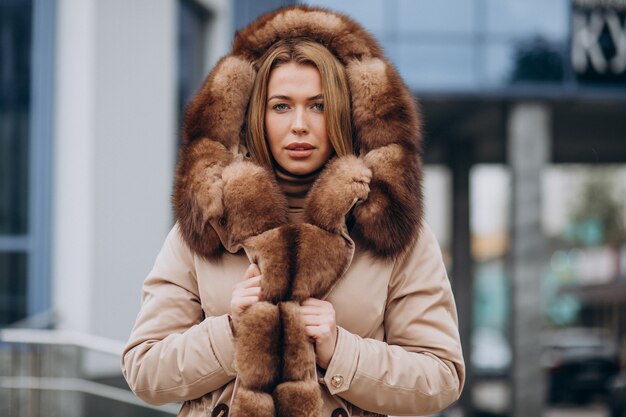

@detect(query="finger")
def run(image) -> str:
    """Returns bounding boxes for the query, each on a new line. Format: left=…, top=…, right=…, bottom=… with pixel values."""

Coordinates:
left=301, top=323, right=319, bottom=339
left=240, top=275, right=262, bottom=289
left=236, top=286, right=261, bottom=297
left=300, top=308, right=333, bottom=322
left=233, top=295, right=259, bottom=310
left=302, top=317, right=322, bottom=328
left=303, top=324, right=332, bottom=339
left=301, top=298, right=324, bottom=307
left=300, top=302, right=334, bottom=314
left=301, top=316, right=334, bottom=329
left=301, top=298, right=333, bottom=310
left=299, top=306, right=324, bottom=316
left=242, top=263, right=261, bottom=280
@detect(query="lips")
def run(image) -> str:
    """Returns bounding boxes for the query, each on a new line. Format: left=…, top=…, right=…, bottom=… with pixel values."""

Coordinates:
left=285, top=142, right=315, bottom=158
left=285, top=142, right=315, bottom=150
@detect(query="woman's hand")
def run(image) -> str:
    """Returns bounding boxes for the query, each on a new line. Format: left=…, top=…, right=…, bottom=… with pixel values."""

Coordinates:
left=230, top=264, right=262, bottom=322
left=300, top=298, right=338, bottom=369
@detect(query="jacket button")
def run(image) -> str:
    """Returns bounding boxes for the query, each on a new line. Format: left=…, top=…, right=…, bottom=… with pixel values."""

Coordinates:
left=330, top=375, right=344, bottom=388
left=211, top=403, right=228, bottom=417
left=331, top=408, right=348, bottom=417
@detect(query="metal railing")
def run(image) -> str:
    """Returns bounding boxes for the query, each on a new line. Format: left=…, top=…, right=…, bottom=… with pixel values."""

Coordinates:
left=0, top=328, right=179, bottom=417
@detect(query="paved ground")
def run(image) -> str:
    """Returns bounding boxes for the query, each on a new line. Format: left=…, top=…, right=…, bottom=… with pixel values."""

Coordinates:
left=428, top=403, right=610, bottom=417
left=391, top=378, right=612, bottom=417
left=545, top=404, right=609, bottom=417
left=470, top=379, right=611, bottom=417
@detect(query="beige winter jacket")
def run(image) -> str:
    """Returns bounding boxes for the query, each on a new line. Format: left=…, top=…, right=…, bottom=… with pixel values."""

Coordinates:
left=122, top=222, right=464, bottom=417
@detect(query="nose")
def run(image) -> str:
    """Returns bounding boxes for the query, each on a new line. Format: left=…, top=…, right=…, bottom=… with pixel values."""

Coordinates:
left=291, top=107, right=309, bottom=136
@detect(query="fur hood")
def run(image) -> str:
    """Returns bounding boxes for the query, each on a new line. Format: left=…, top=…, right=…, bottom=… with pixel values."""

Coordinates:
left=174, top=5, right=424, bottom=260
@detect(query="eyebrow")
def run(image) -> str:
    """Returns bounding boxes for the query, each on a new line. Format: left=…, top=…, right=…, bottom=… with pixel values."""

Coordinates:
left=267, top=94, right=323, bottom=101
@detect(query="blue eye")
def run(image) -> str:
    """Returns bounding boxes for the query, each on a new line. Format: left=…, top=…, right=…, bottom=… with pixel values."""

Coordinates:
left=313, top=102, right=324, bottom=111
left=273, top=103, right=288, bottom=111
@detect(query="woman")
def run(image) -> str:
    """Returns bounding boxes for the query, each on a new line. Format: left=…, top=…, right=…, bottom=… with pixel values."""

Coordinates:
left=122, top=5, right=465, bottom=417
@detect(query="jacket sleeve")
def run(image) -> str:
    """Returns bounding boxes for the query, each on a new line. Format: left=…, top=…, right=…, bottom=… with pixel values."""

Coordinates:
left=121, top=225, right=237, bottom=405
left=323, top=224, right=465, bottom=416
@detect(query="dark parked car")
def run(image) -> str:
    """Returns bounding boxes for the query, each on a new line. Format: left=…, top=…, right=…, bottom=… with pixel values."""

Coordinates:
left=542, top=327, right=621, bottom=405
left=609, top=370, right=626, bottom=417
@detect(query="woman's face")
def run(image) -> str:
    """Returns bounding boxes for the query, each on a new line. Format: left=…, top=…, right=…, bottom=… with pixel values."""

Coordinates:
left=265, top=62, right=333, bottom=176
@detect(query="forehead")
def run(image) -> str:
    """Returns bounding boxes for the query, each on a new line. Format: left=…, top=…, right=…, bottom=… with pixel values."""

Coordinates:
left=267, top=62, right=322, bottom=95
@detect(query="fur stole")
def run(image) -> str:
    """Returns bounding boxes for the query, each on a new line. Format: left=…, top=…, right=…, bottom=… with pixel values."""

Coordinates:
left=172, top=5, right=424, bottom=416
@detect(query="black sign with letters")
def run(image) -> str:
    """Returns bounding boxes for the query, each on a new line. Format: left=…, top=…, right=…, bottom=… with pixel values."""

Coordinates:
left=571, top=0, right=626, bottom=83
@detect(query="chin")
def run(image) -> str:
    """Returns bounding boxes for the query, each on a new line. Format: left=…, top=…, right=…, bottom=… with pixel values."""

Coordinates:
left=286, top=166, right=315, bottom=176
left=279, top=160, right=324, bottom=176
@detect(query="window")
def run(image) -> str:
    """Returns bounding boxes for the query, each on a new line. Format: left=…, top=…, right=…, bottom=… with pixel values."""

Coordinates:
left=178, top=0, right=212, bottom=135
left=0, top=0, right=54, bottom=326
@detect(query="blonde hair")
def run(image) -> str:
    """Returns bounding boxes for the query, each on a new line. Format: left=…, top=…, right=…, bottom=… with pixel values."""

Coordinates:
left=246, top=39, right=353, bottom=167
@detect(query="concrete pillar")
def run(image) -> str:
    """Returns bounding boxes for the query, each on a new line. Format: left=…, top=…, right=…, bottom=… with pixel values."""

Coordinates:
left=53, top=0, right=98, bottom=336
left=53, top=0, right=179, bottom=343
left=508, top=103, right=550, bottom=417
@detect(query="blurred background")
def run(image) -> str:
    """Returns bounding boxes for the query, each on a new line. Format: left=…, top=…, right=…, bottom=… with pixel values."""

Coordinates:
left=1, top=0, right=626, bottom=416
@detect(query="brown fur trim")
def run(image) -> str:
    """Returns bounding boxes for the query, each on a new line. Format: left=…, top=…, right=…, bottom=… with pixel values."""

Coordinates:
left=274, top=379, right=323, bottom=417
left=232, top=6, right=382, bottom=63
left=353, top=145, right=424, bottom=258
left=175, top=5, right=424, bottom=260
left=221, top=161, right=288, bottom=247
left=182, top=56, right=256, bottom=148
left=292, top=225, right=352, bottom=301
left=344, top=56, right=423, bottom=256
left=278, top=302, right=315, bottom=381
left=231, top=387, right=275, bottom=417
left=245, top=226, right=296, bottom=304
left=347, top=57, right=423, bottom=153
left=173, top=139, right=232, bottom=259
left=304, top=156, right=371, bottom=234
left=234, top=302, right=281, bottom=391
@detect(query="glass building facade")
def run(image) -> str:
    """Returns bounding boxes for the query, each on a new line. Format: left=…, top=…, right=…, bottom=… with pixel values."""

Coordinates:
left=305, top=0, right=626, bottom=93
left=305, top=0, right=571, bottom=90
